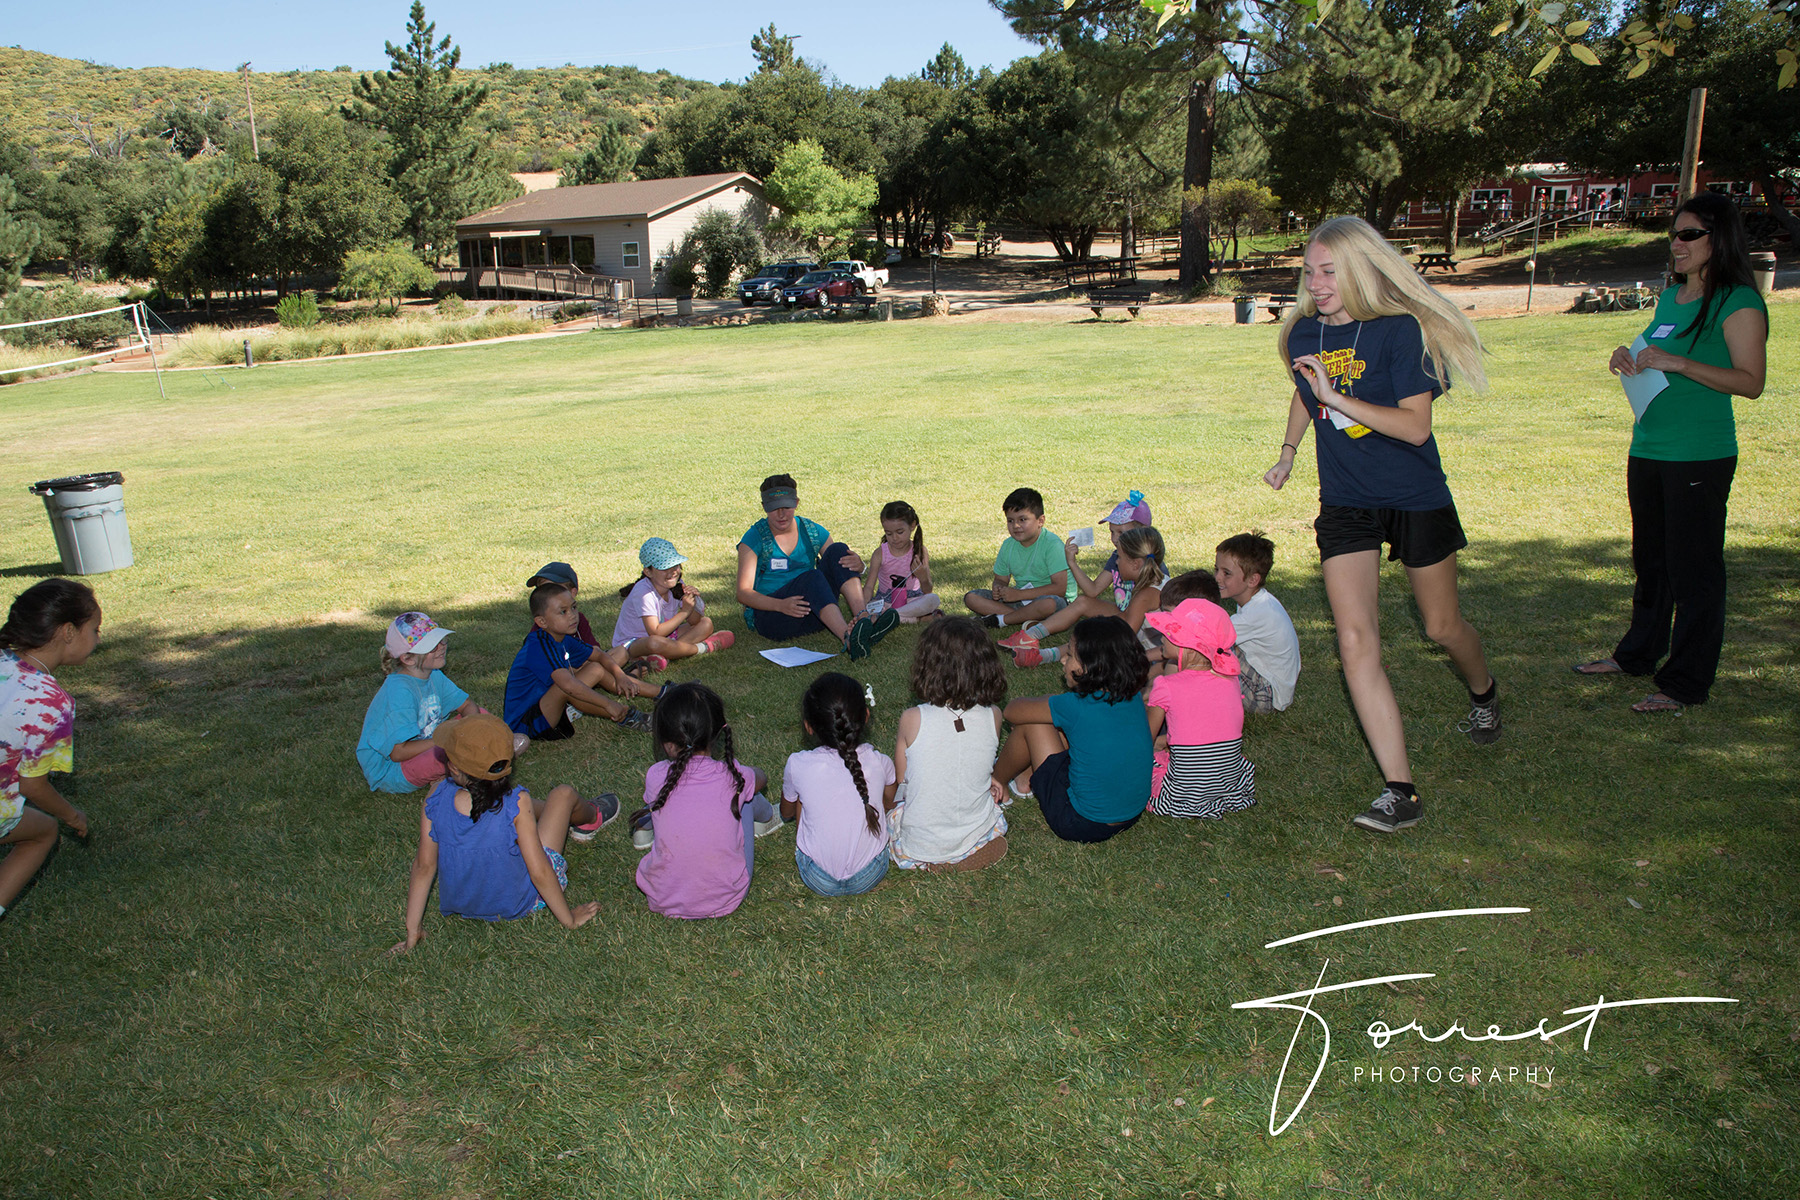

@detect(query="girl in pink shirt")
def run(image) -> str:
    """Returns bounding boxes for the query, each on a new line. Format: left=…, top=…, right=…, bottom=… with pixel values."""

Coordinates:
left=634, top=683, right=777, bottom=919
left=863, top=501, right=941, bottom=623
left=1141, top=599, right=1256, bottom=820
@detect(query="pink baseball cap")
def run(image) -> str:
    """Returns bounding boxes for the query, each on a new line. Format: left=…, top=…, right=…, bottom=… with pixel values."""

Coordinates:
left=385, top=611, right=452, bottom=658
left=1144, top=599, right=1239, bottom=675
left=1102, top=489, right=1153, bottom=526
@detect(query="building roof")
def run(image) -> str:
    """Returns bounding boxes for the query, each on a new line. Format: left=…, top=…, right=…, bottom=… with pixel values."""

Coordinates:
left=457, top=173, right=763, bottom=231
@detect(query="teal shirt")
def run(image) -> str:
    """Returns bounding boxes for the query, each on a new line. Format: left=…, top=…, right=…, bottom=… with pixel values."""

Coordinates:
left=1630, top=284, right=1766, bottom=461
left=1048, top=690, right=1153, bottom=823
left=740, top=515, right=831, bottom=631
left=994, top=531, right=1076, bottom=603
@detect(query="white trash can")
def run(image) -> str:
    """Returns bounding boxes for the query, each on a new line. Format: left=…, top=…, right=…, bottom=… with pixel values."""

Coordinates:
left=28, top=472, right=134, bottom=575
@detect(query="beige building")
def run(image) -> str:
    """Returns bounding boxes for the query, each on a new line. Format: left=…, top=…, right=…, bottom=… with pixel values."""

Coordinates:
left=455, top=173, right=768, bottom=297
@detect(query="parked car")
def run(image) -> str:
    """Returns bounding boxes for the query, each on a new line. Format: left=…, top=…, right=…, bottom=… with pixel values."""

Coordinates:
left=826, top=259, right=890, bottom=291
left=780, top=270, right=864, bottom=308
left=738, top=261, right=816, bottom=306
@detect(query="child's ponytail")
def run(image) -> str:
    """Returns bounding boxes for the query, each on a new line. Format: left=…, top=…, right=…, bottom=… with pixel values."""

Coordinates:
left=803, top=672, right=878, bottom=834
left=0, top=579, right=99, bottom=651
left=1119, top=526, right=1167, bottom=594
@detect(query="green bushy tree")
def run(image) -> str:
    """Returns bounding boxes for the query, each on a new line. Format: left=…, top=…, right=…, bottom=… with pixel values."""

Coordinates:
left=338, top=244, right=436, bottom=311
left=765, top=140, right=876, bottom=258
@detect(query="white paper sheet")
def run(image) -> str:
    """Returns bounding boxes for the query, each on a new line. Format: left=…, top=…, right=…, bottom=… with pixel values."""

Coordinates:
left=759, top=647, right=838, bottom=668
left=1067, top=526, right=1095, bottom=547
left=1621, top=334, right=1670, bottom=423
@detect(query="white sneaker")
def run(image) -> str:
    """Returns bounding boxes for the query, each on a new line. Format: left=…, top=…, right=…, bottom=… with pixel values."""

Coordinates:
left=565, top=704, right=584, bottom=723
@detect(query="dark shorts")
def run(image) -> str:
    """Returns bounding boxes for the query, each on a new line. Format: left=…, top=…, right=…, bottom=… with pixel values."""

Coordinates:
left=1315, top=503, right=1467, bottom=569
left=752, top=542, right=863, bottom=641
left=1032, top=751, right=1138, bottom=844
left=522, top=709, right=576, bottom=742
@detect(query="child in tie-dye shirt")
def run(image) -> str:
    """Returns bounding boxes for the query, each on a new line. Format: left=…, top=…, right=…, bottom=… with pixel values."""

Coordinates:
left=1, top=580, right=99, bottom=920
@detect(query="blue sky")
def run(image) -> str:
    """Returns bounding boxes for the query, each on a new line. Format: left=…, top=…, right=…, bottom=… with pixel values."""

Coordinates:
left=16, top=1, right=1043, bottom=86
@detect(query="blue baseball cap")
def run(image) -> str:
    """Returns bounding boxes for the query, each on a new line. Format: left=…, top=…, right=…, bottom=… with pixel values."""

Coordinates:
left=639, top=538, right=688, bottom=570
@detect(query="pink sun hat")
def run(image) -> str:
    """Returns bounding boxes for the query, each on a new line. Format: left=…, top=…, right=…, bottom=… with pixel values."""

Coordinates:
left=385, top=611, right=452, bottom=658
left=1144, top=598, right=1239, bottom=675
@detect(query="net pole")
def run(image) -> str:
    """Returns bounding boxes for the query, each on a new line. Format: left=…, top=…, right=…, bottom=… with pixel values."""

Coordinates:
left=135, top=302, right=167, bottom=399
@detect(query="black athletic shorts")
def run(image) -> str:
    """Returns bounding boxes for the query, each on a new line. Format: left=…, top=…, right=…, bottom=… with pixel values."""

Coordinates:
left=1315, top=502, right=1468, bottom=569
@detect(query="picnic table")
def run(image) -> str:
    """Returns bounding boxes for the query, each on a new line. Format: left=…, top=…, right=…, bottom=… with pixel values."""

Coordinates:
left=1416, top=252, right=1457, bottom=273
left=1264, top=293, right=1298, bottom=322
left=1065, top=257, right=1139, bottom=289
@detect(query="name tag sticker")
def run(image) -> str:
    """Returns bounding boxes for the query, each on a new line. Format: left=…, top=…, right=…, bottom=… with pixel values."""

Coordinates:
left=771, top=557, right=788, bottom=571
left=1651, top=323, right=1676, bottom=339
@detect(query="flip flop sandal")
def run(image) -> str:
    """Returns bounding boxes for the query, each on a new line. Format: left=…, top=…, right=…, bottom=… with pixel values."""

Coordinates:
left=1631, top=693, right=1685, bottom=714
left=1572, top=658, right=1625, bottom=675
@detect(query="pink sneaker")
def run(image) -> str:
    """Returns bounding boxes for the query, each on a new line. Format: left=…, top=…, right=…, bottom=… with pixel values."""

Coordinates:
left=702, top=630, right=735, bottom=653
left=998, top=629, right=1039, bottom=651
left=1013, top=647, right=1045, bottom=668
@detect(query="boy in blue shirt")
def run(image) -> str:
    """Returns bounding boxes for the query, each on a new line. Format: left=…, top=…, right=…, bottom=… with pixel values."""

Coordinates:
left=964, top=487, right=1073, bottom=633
left=504, top=584, right=653, bottom=740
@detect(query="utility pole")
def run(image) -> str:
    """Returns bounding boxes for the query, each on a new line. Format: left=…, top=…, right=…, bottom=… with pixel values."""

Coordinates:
left=239, top=62, right=260, bottom=160
left=1678, top=87, right=1706, bottom=204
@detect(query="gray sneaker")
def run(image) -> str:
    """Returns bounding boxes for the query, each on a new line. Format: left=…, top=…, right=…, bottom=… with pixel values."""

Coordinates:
left=751, top=792, right=784, bottom=838
left=1351, top=787, right=1422, bottom=833
left=614, top=708, right=653, bottom=732
left=1459, top=687, right=1502, bottom=745
left=567, top=792, right=621, bottom=843
left=630, top=807, right=654, bottom=851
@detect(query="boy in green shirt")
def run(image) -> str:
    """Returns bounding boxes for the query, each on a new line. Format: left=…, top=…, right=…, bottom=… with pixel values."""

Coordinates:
left=964, top=487, right=1074, bottom=631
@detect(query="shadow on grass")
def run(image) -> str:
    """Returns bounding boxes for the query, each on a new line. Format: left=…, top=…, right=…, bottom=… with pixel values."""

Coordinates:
left=4, top=537, right=1796, bottom=1199
left=1, top=561, right=67, bottom=578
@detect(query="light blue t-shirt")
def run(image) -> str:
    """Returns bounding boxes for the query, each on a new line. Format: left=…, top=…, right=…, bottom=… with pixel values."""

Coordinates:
left=1048, top=689, right=1153, bottom=823
left=357, top=670, right=469, bottom=792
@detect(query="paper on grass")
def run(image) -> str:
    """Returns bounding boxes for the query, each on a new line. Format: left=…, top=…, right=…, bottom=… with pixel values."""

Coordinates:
left=759, top=647, right=838, bottom=668
left=1067, top=527, right=1095, bottom=547
left=1620, top=335, right=1669, bottom=423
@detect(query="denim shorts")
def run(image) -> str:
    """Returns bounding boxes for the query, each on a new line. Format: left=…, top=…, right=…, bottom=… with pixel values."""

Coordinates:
left=795, top=845, right=889, bottom=896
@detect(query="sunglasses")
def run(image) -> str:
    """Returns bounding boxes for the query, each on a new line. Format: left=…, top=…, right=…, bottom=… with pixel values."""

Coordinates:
left=1671, top=228, right=1711, bottom=242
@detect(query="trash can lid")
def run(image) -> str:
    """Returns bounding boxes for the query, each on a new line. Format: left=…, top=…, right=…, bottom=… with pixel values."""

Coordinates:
left=29, top=471, right=124, bottom=495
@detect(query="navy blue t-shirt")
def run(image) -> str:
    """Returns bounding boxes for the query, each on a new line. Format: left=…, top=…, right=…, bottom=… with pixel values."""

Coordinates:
left=1290, top=314, right=1454, bottom=511
left=503, top=628, right=594, bottom=732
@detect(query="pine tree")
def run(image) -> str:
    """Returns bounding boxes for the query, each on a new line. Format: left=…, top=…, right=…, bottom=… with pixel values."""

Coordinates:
left=344, top=2, right=495, bottom=254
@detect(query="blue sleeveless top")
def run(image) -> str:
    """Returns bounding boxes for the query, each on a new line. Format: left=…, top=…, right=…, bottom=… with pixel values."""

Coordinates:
left=425, top=780, right=538, bottom=921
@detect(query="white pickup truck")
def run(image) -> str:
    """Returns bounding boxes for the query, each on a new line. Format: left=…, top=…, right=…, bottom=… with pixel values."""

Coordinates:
left=826, top=260, right=889, bottom=292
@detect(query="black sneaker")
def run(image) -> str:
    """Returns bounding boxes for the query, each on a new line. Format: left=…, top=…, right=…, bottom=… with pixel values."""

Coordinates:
left=614, top=708, right=653, bottom=732
left=1459, top=688, right=1502, bottom=745
left=1352, top=787, right=1422, bottom=833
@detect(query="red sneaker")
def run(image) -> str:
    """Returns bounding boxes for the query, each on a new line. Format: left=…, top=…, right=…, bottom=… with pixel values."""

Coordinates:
left=998, top=629, right=1039, bottom=651
left=703, top=630, right=735, bottom=653
left=1013, top=647, right=1045, bottom=668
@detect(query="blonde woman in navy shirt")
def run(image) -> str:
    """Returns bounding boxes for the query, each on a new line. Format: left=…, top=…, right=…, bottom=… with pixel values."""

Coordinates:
left=1263, top=216, right=1497, bottom=835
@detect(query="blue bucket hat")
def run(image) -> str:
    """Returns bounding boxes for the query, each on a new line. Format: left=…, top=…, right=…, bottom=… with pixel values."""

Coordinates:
left=639, top=538, right=688, bottom=571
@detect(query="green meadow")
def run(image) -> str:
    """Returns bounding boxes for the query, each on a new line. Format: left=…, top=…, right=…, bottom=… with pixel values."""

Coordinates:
left=2, top=309, right=1796, bottom=1198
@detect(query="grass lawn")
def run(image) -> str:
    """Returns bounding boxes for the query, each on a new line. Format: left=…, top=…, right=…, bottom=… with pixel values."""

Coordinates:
left=2, top=310, right=1796, bottom=1199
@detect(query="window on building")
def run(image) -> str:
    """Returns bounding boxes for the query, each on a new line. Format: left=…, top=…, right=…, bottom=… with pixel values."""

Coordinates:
left=572, top=236, right=595, bottom=268
left=501, top=238, right=524, bottom=267
left=523, top=238, right=547, bottom=266
left=622, top=241, right=640, bottom=268
left=549, top=237, right=571, bottom=266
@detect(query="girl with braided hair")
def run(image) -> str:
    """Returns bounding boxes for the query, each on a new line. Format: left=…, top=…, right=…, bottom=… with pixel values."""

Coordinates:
left=634, top=683, right=777, bottom=919
left=782, top=673, right=896, bottom=897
